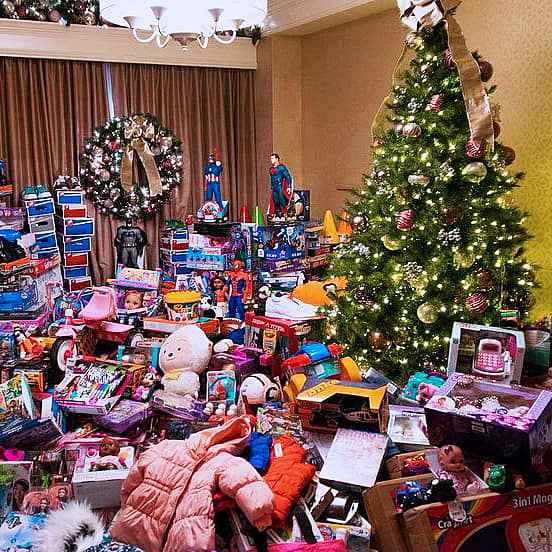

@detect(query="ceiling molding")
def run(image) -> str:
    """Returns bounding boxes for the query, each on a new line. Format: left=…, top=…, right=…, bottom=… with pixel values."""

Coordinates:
left=266, top=0, right=396, bottom=36
left=0, top=20, right=257, bottom=69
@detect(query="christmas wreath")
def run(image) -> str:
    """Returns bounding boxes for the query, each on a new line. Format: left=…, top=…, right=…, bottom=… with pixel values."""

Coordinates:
left=80, top=113, right=183, bottom=220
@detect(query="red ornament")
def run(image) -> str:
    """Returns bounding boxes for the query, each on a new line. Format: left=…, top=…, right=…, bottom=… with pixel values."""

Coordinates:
left=239, top=205, right=251, bottom=223
left=444, top=49, right=455, bottom=68
left=501, top=146, right=516, bottom=165
left=466, top=138, right=486, bottom=159
left=109, top=140, right=120, bottom=152
left=396, top=209, right=415, bottom=231
left=493, top=121, right=501, bottom=138
left=428, top=94, right=444, bottom=112
left=185, top=214, right=195, bottom=225
left=372, top=139, right=385, bottom=148
left=478, top=60, right=494, bottom=82
left=162, top=159, right=172, bottom=170
left=466, top=293, right=489, bottom=314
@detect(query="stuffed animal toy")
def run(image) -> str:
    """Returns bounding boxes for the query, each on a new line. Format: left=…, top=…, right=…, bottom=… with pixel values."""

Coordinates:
left=291, top=276, right=347, bottom=307
left=240, top=374, right=280, bottom=405
left=199, top=296, right=218, bottom=318
left=159, top=325, right=213, bottom=399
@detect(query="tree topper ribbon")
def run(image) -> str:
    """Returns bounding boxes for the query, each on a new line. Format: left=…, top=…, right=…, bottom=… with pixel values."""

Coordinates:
left=120, top=116, right=162, bottom=196
left=374, top=0, right=494, bottom=148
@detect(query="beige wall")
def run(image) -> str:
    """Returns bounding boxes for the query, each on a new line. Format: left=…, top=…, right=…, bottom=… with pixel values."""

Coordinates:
left=292, top=0, right=552, bottom=317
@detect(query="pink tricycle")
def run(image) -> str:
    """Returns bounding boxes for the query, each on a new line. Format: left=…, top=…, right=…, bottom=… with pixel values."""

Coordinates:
left=50, top=286, right=145, bottom=378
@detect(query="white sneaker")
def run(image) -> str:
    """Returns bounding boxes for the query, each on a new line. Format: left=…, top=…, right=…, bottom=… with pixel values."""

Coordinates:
left=265, top=293, right=319, bottom=320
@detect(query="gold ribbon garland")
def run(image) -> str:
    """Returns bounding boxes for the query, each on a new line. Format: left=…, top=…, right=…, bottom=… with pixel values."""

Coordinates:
left=120, top=116, right=162, bottom=196
left=373, top=0, right=494, bottom=148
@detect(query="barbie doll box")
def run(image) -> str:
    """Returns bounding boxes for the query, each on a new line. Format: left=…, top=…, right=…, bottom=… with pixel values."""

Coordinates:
left=424, top=373, right=552, bottom=474
left=403, top=482, right=552, bottom=552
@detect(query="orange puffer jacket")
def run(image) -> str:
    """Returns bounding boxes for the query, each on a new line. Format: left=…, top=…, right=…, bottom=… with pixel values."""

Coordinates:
left=110, top=416, right=275, bottom=552
left=263, top=435, right=317, bottom=526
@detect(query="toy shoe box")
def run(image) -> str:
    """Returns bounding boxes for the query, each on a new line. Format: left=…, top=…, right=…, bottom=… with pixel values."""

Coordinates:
left=63, top=252, right=89, bottom=267
left=55, top=216, right=95, bottom=237
left=58, top=235, right=91, bottom=254
left=403, top=482, right=552, bottom=552
left=56, top=203, right=87, bottom=218
left=24, top=198, right=54, bottom=217
left=28, top=214, right=55, bottom=234
left=363, top=473, right=434, bottom=552
left=64, top=276, right=92, bottom=292
left=55, top=190, right=84, bottom=205
left=424, top=373, right=552, bottom=475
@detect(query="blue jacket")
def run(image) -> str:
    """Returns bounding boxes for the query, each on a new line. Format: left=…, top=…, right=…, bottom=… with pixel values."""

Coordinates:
left=242, top=431, right=273, bottom=474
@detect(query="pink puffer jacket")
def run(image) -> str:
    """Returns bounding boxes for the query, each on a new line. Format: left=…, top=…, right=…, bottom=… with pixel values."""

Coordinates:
left=110, top=416, right=275, bottom=552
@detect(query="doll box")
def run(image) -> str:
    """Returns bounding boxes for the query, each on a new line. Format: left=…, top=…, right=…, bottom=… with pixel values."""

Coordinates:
left=94, top=399, right=153, bottom=434
left=403, top=482, right=552, bottom=552
left=58, top=235, right=91, bottom=253
left=24, top=198, right=54, bottom=217
left=71, top=443, right=135, bottom=509
left=28, top=214, right=55, bottom=234
left=62, top=265, right=88, bottom=279
left=386, top=405, right=430, bottom=451
left=424, top=373, right=552, bottom=473
left=363, top=473, right=434, bottom=552
left=255, top=223, right=306, bottom=261
left=56, top=203, right=87, bottom=218
left=55, top=190, right=84, bottom=204
left=63, top=252, right=88, bottom=267
left=114, top=265, right=162, bottom=290
left=0, top=207, right=25, bottom=231
left=55, top=216, right=95, bottom=237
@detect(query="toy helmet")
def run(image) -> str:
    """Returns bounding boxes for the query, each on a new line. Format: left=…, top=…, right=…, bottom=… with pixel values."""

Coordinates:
left=240, top=374, right=280, bottom=405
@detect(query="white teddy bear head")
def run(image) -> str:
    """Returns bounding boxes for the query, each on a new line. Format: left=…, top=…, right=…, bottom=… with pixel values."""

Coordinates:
left=159, top=325, right=212, bottom=376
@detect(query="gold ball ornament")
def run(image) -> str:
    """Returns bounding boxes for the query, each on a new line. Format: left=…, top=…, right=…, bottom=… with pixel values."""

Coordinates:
left=417, top=303, right=438, bottom=324
left=462, top=162, right=488, bottom=183
left=382, top=234, right=402, bottom=251
left=454, top=251, right=476, bottom=269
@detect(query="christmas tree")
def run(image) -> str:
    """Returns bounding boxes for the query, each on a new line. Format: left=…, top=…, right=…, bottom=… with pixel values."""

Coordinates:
left=327, top=20, right=537, bottom=382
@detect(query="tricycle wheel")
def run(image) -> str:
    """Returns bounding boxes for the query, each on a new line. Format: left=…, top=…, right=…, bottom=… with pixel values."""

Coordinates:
left=49, top=337, right=77, bottom=382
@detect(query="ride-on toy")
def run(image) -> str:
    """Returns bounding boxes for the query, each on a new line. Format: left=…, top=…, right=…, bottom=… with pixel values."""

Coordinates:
left=50, top=286, right=145, bottom=377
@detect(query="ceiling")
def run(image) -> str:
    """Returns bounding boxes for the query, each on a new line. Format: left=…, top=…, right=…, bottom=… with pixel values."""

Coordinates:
left=266, top=0, right=397, bottom=36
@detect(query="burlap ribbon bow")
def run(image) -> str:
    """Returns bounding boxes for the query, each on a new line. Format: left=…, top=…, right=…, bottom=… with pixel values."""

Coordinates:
left=374, top=0, right=494, bottom=148
left=120, top=115, right=162, bottom=196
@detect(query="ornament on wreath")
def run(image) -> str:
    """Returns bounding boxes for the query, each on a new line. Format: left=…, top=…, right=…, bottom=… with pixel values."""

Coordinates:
left=427, top=94, right=444, bottom=112
left=462, top=162, right=487, bottom=183
left=405, top=31, right=424, bottom=50
left=396, top=209, right=415, bottom=231
left=408, top=98, right=423, bottom=113
left=444, top=49, right=455, bottom=68
left=500, top=146, right=516, bottom=166
left=417, top=303, right=438, bottom=324
left=493, top=121, right=501, bottom=138
left=478, top=60, right=494, bottom=82
left=419, top=63, right=432, bottom=80
left=466, top=293, right=489, bottom=314
left=80, top=113, right=182, bottom=220
left=466, top=138, right=486, bottom=159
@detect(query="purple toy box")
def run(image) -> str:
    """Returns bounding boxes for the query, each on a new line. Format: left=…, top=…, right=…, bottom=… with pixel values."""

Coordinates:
left=424, top=373, right=552, bottom=476
left=95, top=400, right=153, bottom=434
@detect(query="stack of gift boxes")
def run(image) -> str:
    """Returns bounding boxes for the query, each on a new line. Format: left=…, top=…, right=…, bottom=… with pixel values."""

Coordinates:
left=24, top=195, right=59, bottom=261
left=159, top=226, right=189, bottom=280
left=54, top=185, right=94, bottom=292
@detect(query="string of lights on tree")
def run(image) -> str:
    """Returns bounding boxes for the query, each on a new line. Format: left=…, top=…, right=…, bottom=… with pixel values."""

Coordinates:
left=326, top=23, right=537, bottom=383
left=80, top=113, right=183, bottom=221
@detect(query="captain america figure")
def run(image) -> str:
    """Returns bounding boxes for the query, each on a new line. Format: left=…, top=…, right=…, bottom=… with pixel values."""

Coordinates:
left=269, top=153, right=293, bottom=221
left=204, top=149, right=224, bottom=208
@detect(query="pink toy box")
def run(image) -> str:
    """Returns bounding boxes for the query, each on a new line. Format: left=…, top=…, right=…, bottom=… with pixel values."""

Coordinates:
left=425, top=373, right=552, bottom=478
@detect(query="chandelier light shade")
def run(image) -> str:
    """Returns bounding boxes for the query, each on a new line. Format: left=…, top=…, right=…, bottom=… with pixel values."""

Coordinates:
left=99, top=0, right=267, bottom=51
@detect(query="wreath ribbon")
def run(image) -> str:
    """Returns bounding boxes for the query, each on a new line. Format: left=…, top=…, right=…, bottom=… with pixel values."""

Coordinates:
left=120, top=138, right=162, bottom=196
left=373, top=0, right=493, bottom=148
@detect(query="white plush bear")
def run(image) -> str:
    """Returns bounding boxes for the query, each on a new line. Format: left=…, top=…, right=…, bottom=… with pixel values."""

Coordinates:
left=159, top=325, right=213, bottom=398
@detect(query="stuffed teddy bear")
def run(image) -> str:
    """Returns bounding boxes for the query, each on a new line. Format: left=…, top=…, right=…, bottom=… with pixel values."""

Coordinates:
left=159, top=325, right=213, bottom=399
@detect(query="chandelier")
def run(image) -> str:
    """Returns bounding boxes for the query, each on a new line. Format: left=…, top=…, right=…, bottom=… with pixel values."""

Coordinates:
left=99, top=1, right=267, bottom=51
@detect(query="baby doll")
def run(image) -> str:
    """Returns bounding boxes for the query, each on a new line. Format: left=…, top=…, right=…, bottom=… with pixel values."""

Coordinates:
left=437, top=445, right=480, bottom=495
left=124, top=291, right=143, bottom=312
left=91, top=437, right=123, bottom=471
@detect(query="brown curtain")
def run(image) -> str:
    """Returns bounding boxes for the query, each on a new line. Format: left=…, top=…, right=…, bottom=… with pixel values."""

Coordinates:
left=0, top=57, right=257, bottom=283
left=99, top=63, right=257, bottom=280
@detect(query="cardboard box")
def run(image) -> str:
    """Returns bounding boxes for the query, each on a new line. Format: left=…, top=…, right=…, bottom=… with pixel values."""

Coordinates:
left=56, top=204, right=87, bottom=218
left=387, top=405, right=430, bottom=451
left=425, top=373, right=552, bottom=474
left=63, top=252, right=88, bottom=267
left=62, top=265, right=88, bottom=279
left=31, top=230, right=57, bottom=251
left=64, top=277, right=92, bottom=292
left=55, top=190, right=84, bottom=204
left=385, top=450, right=434, bottom=480
left=403, top=482, right=552, bottom=552
left=296, top=380, right=388, bottom=434
left=363, top=474, right=434, bottom=552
